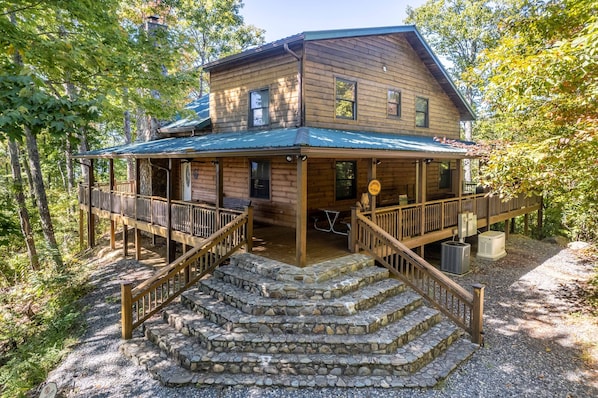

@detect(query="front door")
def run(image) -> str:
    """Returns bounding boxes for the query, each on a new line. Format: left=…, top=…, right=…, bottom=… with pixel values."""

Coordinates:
left=181, top=162, right=192, bottom=201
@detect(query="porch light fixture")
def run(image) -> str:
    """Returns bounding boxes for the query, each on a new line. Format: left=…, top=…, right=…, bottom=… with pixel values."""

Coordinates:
left=286, top=155, right=307, bottom=162
left=424, top=158, right=433, bottom=164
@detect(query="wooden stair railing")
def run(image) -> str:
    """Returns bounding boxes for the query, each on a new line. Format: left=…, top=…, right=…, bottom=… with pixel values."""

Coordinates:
left=351, top=208, right=484, bottom=345
left=121, top=207, right=253, bottom=339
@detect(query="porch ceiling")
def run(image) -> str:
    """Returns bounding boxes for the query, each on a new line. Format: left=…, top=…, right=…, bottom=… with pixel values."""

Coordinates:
left=75, top=127, right=470, bottom=159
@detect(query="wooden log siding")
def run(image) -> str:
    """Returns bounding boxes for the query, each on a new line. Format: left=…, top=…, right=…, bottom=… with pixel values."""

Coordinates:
left=377, top=160, right=417, bottom=205
left=307, top=158, right=371, bottom=211
left=189, top=158, right=298, bottom=227
left=210, top=52, right=300, bottom=132
left=303, top=35, right=461, bottom=137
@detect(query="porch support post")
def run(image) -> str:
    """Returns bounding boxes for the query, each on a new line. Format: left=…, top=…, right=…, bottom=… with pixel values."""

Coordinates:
left=79, top=207, right=84, bottom=250
left=215, top=159, right=223, bottom=229
left=504, top=219, right=510, bottom=240
left=524, top=213, right=529, bottom=235
left=419, top=160, right=427, bottom=236
left=109, top=159, right=116, bottom=250
left=123, top=222, right=128, bottom=256
left=456, top=159, right=463, bottom=211
left=485, top=196, right=491, bottom=232
left=135, top=159, right=141, bottom=261
left=166, top=158, right=175, bottom=263
left=87, top=159, right=95, bottom=248
left=296, top=156, right=307, bottom=267
left=369, top=158, right=377, bottom=217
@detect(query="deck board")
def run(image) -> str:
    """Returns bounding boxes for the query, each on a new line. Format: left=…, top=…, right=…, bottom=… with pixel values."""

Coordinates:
left=251, top=224, right=350, bottom=266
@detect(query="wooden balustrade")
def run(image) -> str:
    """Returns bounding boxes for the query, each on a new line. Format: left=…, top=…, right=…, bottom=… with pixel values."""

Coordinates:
left=352, top=209, right=484, bottom=344
left=363, top=193, right=541, bottom=241
left=78, top=182, right=246, bottom=242
left=121, top=208, right=252, bottom=339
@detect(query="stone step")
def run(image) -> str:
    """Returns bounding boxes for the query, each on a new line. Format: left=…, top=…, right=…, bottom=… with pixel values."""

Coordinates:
left=230, top=253, right=375, bottom=283
left=163, top=303, right=442, bottom=354
left=213, top=262, right=390, bottom=299
left=180, top=287, right=423, bottom=335
left=120, top=335, right=477, bottom=388
left=143, top=318, right=463, bottom=377
left=198, top=276, right=405, bottom=316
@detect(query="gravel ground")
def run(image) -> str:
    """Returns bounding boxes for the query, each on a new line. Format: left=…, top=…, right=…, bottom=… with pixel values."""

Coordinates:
left=42, top=235, right=597, bottom=398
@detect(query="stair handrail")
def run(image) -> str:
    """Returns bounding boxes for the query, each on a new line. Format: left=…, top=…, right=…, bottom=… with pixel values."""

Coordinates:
left=351, top=208, right=484, bottom=344
left=121, top=207, right=253, bottom=339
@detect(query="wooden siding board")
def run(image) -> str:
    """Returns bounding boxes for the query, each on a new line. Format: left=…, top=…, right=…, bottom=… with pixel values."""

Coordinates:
left=210, top=53, right=299, bottom=132
left=303, top=35, right=460, bottom=137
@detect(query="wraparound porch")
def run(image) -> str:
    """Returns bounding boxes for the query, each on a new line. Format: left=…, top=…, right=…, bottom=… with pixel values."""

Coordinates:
left=78, top=182, right=541, bottom=265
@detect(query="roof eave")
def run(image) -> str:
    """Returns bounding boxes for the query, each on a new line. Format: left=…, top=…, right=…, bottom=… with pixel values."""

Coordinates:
left=158, top=119, right=211, bottom=134
left=405, top=28, right=476, bottom=121
left=203, top=34, right=304, bottom=72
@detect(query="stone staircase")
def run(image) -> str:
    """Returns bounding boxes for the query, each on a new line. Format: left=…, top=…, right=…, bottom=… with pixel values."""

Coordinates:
left=120, top=253, right=478, bottom=388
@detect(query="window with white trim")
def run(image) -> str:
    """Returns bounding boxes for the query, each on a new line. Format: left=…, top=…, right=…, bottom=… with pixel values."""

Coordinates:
left=249, top=88, right=269, bottom=127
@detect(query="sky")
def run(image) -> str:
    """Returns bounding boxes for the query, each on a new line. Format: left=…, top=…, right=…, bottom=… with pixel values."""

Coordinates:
left=240, top=0, right=428, bottom=42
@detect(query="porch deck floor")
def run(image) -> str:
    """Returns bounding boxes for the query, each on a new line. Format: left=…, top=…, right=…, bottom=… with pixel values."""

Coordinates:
left=251, top=224, right=351, bottom=266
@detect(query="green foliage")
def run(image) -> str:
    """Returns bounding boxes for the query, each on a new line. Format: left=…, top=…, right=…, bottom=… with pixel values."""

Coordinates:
left=0, top=73, right=98, bottom=142
left=406, top=0, right=507, bottom=105
left=0, top=262, right=91, bottom=397
left=480, top=0, right=598, bottom=241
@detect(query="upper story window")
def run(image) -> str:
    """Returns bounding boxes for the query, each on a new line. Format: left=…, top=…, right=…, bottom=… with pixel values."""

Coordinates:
left=250, top=160, right=270, bottom=199
left=415, top=97, right=429, bottom=128
left=335, top=78, right=357, bottom=120
left=249, top=88, right=269, bottom=127
left=387, top=89, right=401, bottom=117
left=335, top=161, right=357, bottom=200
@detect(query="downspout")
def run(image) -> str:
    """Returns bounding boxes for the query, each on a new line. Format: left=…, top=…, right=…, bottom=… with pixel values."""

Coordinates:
left=284, top=43, right=302, bottom=127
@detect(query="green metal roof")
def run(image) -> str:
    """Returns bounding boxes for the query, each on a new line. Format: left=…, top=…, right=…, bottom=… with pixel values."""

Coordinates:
left=78, top=127, right=469, bottom=159
left=159, top=94, right=210, bottom=133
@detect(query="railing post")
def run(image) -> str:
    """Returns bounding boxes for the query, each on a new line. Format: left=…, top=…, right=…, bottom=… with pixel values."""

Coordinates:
left=350, top=207, right=358, bottom=253
left=471, top=283, right=485, bottom=345
left=121, top=282, right=133, bottom=340
left=245, top=206, right=253, bottom=252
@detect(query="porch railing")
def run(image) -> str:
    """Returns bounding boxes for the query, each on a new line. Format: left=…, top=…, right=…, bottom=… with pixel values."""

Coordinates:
left=366, top=193, right=541, bottom=240
left=79, top=182, right=242, bottom=238
left=121, top=208, right=252, bottom=339
left=351, top=209, right=484, bottom=344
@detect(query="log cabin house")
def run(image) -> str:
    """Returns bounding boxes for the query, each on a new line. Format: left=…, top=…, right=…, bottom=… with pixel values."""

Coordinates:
left=77, top=26, right=541, bottom=347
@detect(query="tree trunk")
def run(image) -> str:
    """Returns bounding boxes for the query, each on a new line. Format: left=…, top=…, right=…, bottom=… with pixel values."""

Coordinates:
left=123, top=87, right=135, bottom=180
left=24, top=126, right=63, bottom=268
left=8, top=140, right=40, bottom=270
left=20, top=151, right=37, bottom=207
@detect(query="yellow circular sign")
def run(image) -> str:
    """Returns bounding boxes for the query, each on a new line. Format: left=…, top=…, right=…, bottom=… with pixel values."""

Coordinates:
left=368, top=179, right=381, bottom=196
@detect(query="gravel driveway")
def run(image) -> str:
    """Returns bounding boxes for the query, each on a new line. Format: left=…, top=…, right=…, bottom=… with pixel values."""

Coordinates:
left=43, top=235, right=597, bottom=397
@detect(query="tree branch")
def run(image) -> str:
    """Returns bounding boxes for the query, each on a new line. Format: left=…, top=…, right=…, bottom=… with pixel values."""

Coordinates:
left=1, top=1, right=45, bottom=16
